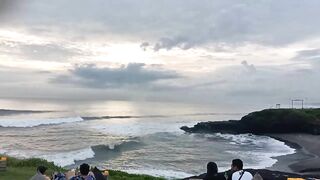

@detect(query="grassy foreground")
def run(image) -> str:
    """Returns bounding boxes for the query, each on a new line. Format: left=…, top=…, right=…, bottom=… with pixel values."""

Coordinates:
left=0, top=156, right=165, bottom=180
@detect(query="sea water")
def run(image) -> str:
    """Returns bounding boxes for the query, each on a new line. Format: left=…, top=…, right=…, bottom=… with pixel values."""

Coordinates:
left=0, top=99, right=295, bottom=179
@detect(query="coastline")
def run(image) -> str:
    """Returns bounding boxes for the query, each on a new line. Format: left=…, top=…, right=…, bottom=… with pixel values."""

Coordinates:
left=268, top=134, right=320, bottom=175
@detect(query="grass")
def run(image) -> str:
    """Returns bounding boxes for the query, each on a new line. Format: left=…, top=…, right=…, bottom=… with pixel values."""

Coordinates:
left=108, top=170, right=166, bottom=180
left=0, top=156, right=166, bottom=180
left=239, top=108, right=320, bottom=134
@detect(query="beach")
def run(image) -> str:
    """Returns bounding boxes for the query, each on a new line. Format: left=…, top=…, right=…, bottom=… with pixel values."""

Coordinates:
left=269, top=134, right=320, bottom=175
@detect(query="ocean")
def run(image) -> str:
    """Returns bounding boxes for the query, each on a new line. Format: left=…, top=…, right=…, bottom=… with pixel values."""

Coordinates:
left=0, top=99, right=295, bottom=179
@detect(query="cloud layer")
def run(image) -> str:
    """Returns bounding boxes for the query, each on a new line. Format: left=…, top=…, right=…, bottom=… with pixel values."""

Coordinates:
left=52, top=63, right=180, bottom=88
left=0, top=0, right=320, bottom=109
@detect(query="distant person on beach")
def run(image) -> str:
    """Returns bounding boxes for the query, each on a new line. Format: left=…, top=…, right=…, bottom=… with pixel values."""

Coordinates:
left=231, top=159, right=253, bottom=180
left=203, top=162, right=226, bottom=180
left=30, top=166, right=50, bottom=180
left=69, top=163, right=95, bottom=180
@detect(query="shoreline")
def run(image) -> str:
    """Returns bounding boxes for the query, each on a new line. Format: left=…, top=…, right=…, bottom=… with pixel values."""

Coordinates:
left=268, top=133, right=320, bottom=175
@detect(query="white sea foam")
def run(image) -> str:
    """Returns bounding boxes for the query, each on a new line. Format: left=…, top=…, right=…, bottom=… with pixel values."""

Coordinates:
left=212, top=133, right=295, bottom=169
left=40, top=148, right=95, bottom=167
left=0, top=116, right=84, bottom=127
left=0, top=147, right=95, bottom=167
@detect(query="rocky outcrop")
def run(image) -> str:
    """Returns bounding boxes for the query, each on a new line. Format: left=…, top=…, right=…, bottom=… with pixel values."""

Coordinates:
left=181, top=109, right=320, bottom=135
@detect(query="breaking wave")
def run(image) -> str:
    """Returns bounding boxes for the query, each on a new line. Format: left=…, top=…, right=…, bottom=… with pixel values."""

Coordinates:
left=0, top=116, right=84, bottom=128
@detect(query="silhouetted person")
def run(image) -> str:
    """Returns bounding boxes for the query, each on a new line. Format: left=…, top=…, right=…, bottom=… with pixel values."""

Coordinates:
left=30, top=166, right=50, bottom=180
left=203, top=162, right=226, bottom=180
left=69, top=163, right=95, bottom=180
left=92, top=167, right=107, bottom=180
left=231, top=159, right=253, bottom=180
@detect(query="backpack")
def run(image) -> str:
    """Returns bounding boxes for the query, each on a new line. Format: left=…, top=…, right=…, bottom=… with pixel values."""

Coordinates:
left=53, top=172, right=67, bottom=180
left=92, top=167, right=107, bottom=180
left=70, top=175, right=95, bottom=180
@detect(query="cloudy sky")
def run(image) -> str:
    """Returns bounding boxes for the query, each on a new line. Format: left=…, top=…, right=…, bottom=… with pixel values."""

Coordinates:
left=0, top=0, right=319, bottom=108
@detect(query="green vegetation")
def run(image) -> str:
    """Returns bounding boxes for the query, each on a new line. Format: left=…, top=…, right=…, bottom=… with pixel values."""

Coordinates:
left=109, top=170, right=166, bottom=180
left=302, top=108, right=320, bottom=119
left=241, top=108, right=320, bottom=134
left=0, top=156, right=166, bottom=180
left=0, top=156, right=64, bottom=180
left=181, top=108, right=320, bottom=135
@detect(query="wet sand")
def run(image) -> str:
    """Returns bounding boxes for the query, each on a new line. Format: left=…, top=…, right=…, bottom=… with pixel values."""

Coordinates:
left=268, top=134, right=320, bottom=175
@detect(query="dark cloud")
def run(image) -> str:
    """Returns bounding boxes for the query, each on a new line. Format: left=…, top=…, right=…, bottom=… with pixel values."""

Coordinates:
left=52, top=63, right=180, bottom=88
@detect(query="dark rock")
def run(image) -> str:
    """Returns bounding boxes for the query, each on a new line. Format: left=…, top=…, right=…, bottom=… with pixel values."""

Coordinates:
left=181, top=109, right=320, bottom=135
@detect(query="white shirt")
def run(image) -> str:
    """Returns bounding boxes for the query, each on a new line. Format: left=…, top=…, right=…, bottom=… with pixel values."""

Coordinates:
left=232, top=170, right=253, bottom=180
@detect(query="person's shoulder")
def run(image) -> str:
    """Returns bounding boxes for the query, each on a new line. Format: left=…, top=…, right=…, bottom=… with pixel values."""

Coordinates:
left=231, top=170, right=241, bottom=178
left=217, top=173, right=226, bottom=180
left=86, top=175, right=95, bottom=180
left=231, top=170, right=253, bottom=180
left=244, top=171, right=253, bottom=177
left=241, top=171, right=253, bottom=179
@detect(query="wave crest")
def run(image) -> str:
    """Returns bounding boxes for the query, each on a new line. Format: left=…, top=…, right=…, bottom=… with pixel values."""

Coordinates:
left=0, top=116, right=84, bottom=128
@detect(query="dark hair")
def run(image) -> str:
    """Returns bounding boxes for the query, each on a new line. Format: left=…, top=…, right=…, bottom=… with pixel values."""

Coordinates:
left=232, top=159, right=243, bottom=170
left=80, top=163, right=90, bottom=175
left=207, top=162, right=218, bottom=174
left=203, top=161, right=218, bottom=180
left=37, top=166, right=47, bottom=174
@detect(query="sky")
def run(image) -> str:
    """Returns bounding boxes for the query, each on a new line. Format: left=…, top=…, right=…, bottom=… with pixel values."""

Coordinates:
left=0, top=0, right=319, bottom=109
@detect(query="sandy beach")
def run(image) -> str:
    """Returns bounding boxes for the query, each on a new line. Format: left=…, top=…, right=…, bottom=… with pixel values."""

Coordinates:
left=268, top=134, right=320, bottom=175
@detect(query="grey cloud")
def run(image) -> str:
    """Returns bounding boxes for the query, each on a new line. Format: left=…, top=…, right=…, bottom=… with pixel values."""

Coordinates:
left=2, top=0, right=320, bottom=49
left=0, top=40, right=84, bottom=61
left=52, top=63, right=180, bottom=88
left=211, top=64, right=320, bottom=104
left=153, top=37, right=194, bottom=51
left=142, top=1, right=320, bottom=50
left=291, top=49, right=320, bottom=69
left=293, top=49, right=320, bottom=61
left=0, top=0, right=17, bottom=15
left=19, top=44, right=83, bottom=61
left=140, top=42, right=150, bottom=51
left=241, top=60, right=256, bottom=73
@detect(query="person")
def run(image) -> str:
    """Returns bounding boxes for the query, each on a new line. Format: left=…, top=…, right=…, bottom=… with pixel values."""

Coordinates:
left=231, top=159, right=253, bottom=180
left=69, top=163, right=95, bottom=180
left=252, top=172, right=263, bottom=180
left=30, top=166, right=50, bottom=180
left=53, top=172, right=67, bottom=180
left=92, top=167, right=107, bottom=180
left=203, top=162, right=226, bottom=180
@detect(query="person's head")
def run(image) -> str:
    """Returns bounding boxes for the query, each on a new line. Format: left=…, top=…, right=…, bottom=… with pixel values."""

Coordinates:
left=37, top=166, right=47, bottom=175
left=80, top=163, right=90, bottom=176
left=207, top=162, right=218, bottom=175
left=231, top=159, right=243, bottom=171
